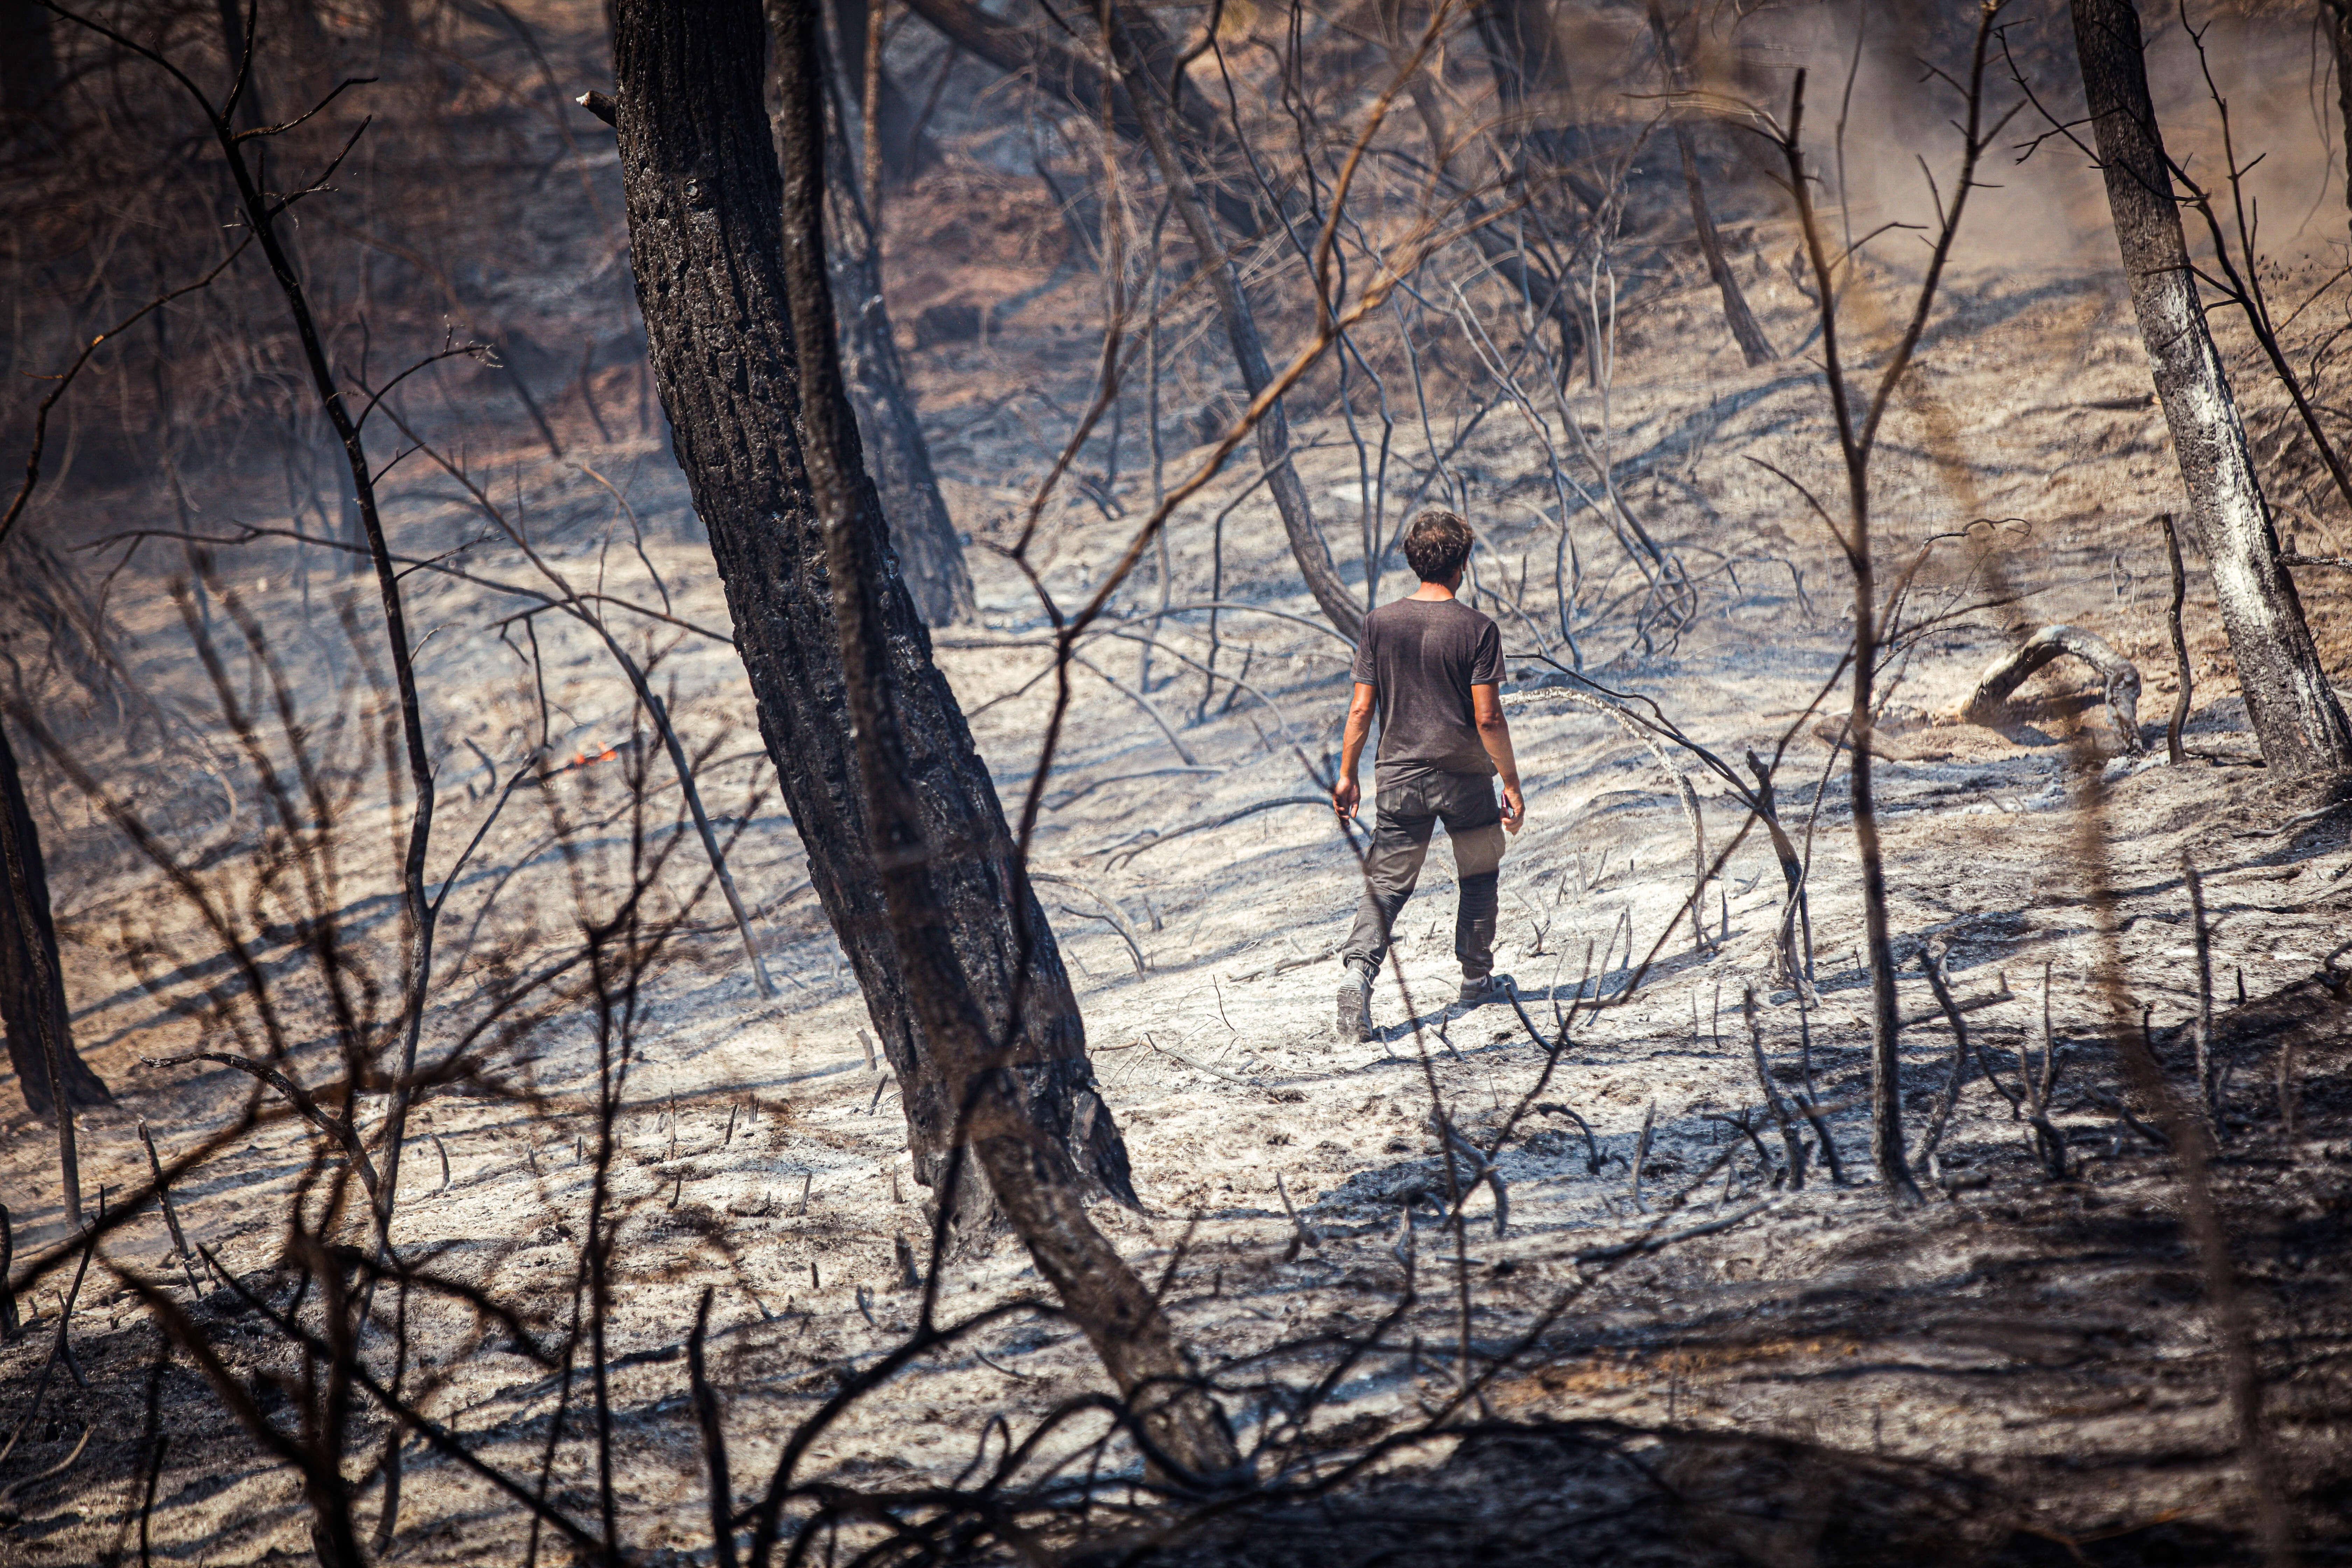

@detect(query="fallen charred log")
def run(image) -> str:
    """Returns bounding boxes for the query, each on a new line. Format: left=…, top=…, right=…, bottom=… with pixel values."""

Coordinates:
left=1951, top=624, right=2146, bottom=754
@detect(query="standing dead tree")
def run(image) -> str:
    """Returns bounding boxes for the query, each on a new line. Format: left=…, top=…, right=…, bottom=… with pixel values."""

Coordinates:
left=35, top=8, right=542, bottom=1530
left=801, top=5, right=973, bottom=626
left=50, top=0, right=451, bottom=1256
left=1097, top=0, right=1364, bottom=639
left=1367, top=1, right=1589, bottom=391
left=901, top=0, right=1261, bottom=234
left=2327, top=0, right=2352, bottom=236
left=770, top=0, right=1238, bottom=1482
left=604, top=0, right=1138, bottom=1248
left=827, top=0, right=933, bottom=182
left=1746, top=3, right=2016, bottom=1203
left=1646, top=0, right=1774, bottom=366
left=2068, top=0, right=2352, bottom=774
left=1472, top=0, right=1607, bottom=214
left=0, top=716, right=110, bottom=1221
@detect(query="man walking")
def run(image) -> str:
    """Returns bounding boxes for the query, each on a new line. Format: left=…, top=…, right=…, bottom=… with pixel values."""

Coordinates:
left=1333, top=509, right=1525, bottom=1042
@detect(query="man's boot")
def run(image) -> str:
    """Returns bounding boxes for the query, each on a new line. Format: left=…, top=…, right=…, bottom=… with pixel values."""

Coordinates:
left=1337, top=963, right=1374, bottom=1042
left=1457, top=973, right=1512, bottom=1010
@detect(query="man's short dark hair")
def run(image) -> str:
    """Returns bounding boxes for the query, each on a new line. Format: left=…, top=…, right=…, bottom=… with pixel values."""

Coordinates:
left=1404, top=509, right=1475, bottom=583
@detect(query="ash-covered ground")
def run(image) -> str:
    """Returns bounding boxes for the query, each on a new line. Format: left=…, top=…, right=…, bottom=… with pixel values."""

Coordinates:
left=4, top=12, right=2352, bottom=1560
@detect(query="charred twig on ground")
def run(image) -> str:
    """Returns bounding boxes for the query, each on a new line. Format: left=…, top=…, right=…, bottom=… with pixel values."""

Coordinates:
left=1102, top=798, right=1329, bottom=872
left=1793, top=1093, right=1844, bottom=1185
left=1701, top=1110, right=1776, bottom=1180
left=1629, top=1099, right=1657, bottom=1211
left=1488, top=978, right=1602, bottom=1174
left=0, top=1234, right=92, bottom=1471
left=1533, top=1102, right=1605, bottom=1175
left=1504, top=685, right=1711, bottom=951
left=1438, top=1126, right=1509, bottom=1240
left=1274, top=1174, right=1321, bottom=1261
left=138, top=1122, right=206, bottom=1296
left=0, top=1423, right=91, bottom=1525
left=1031, top=871, right=1150, bottom=975
left=2185, top=854, right=2217, bottom=1121
left=2019, top=963, right=2069, bottom=1180
left=1574, top=1199, right=1772, bottom=1264
left=2160, top=514, right=2192, bottom=764
left=1913, top=948, right=1976, bottom=1169
left=1742, top=989, right=1806, bottom=1190
left=142, top=1050, right=384, bottom=1196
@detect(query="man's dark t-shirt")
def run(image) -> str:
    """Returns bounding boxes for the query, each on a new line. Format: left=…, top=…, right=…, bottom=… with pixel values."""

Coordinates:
left=1351, top=596, right=1505, bottom=786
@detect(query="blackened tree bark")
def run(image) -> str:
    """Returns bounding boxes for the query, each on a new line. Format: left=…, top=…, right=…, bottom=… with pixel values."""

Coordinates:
left=1374, top=0, right=1587, bottom=401
left=2073, top=0, right=2352, bottom=774
left=783, top=2, right=974, bottom=626
left=607, top=0, right=1134, bottom=1231
left=768, top=0, right=1237, bottom=1479
left=0, top=0, right=57, bottom=134
left=212, top=0, right=271, bottom=128
left=827, top=0, right=932, bottom=181
left=901, top=0, right=1262, bottom=236
left=0, top=718, right=108, bottom=1216
left=1646, top=0, right=1774, bottom=366
left=1474, top=0, right=1608, bottom=213
left=920, top=0, right=1572, bottom=602
left=1478, top=0, right=1569, bottom=149
left=2328, top=1, right=2352, bottom=236
left=913, top=0, right=1588, bottom=421
left=1098, top=2, right=1364, bottom=638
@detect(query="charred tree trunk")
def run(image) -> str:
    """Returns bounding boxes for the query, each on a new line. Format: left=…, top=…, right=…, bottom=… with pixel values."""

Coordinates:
left=0, top=0, right=58, bottom=135
left=0, top=719, right=108, bottom=1209
left=914, top=0, right=1587, bottom=403
left=827, top=0, right=932, bottom=181
left=2072, top=0, right=2352, bottom=774
left=783, top=3, right=974, bottom=626
left=770, top=0, right=1237, bottom=1478
left=902, top=0, right=1261, bottom=236
left=608, top=0, right=1133, bottom=1234
left=2327, top=1, right=2352, bottom=233
left=1478, top=0, right=1569, bottom=156
left=1380, top=0, right=1585, bottom=396
left=1099, top=2, right=1363, bottom=639
left=1646, top=0, right=1774, bottom=366
left=1475, top=0, right=1607, bottom=212
left=212, top=0, right=270, bottom=127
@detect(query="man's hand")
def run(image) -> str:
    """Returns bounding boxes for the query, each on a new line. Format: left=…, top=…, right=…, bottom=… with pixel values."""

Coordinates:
left=1336, top=682, right=1376, bottom=823
left=1471, top=684, right=1522, bottom=834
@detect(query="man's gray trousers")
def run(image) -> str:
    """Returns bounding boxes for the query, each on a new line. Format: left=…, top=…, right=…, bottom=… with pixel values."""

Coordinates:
left=1341, top=770, right=1506, bottom=982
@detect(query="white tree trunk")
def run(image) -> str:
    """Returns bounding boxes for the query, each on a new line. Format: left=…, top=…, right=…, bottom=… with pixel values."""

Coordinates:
left=2072, top=0, right=2352, bottom=773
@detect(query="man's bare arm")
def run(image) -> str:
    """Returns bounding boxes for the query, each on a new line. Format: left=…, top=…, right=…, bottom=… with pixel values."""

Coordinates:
left=1472, top=683, right=1524, bottom=833
left=1334, top=681, right=1377, bottom=819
